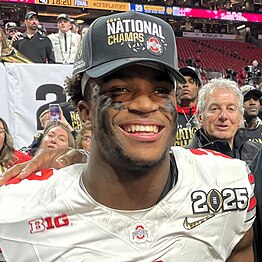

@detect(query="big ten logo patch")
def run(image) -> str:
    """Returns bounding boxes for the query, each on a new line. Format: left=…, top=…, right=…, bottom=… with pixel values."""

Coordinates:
left=70, top=111, right=82, bottom=131
left=29, top=214, right=70, bottom=234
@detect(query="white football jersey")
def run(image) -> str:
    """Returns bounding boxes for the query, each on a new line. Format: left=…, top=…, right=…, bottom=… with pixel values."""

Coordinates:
left=0, top=147, right=255, bottom=262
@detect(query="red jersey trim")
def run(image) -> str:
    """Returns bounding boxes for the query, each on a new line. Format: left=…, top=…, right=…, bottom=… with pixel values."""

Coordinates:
left=248, top=173, right=255, bottom=184
left=248, top=195, right=257, bottom=212
left=189, top=148, right=232, bottom=159
left=5, top=169, right=54, bottom=186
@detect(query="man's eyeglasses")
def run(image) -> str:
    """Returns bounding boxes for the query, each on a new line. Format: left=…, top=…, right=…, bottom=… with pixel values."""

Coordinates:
left=0, top=128, right=5, bottom=134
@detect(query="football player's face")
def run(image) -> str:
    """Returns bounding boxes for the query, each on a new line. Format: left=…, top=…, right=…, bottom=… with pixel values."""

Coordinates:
left=80, top=65, right=178, bottom=170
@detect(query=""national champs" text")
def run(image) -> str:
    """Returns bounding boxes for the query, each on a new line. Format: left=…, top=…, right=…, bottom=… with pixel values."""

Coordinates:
left=106, top=19, right=165, bottom=45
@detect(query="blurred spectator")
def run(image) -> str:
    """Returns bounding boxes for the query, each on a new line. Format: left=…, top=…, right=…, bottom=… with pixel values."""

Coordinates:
left=185, top=57, right=196, bottom=67
left=244, top=60, right=261, bottom=86
left=38, top=24, right=47, bottom=37
left=189, top=78, right=260, bottom=165
left=0, top=28, right=25, bottom=63
left=224, top=68, right=238, bottom=82
left=12, top=11, right=55, bottom=63
left=21, top=106, right=77, bottom=156
left=4, top=22, right=18, bottom=40
left=70, top=19, right=80, bottom=34
left=81, top=26, right=89, bottom=37
left=241, top=85, right=262, bottom=147
left=48, top=13, right=81, bottom=64
left=175, top=66, right=201, bottom=147
left=252, top=60, right=261, bottom=86
left=37, top=120, right=75, bottom=153
left=0, top=117, right=32, bottom=175
left=0, top=28, right=6, bottom=55
left=76, top=125, right=92, bottom=152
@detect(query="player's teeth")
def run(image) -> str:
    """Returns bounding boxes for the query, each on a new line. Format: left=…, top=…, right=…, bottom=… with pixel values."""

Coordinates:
left=125, top=125, right=159, bottom=133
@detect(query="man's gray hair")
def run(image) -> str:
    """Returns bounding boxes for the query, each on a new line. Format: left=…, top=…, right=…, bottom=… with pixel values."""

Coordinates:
left=197, top=78, right=244, bottom=115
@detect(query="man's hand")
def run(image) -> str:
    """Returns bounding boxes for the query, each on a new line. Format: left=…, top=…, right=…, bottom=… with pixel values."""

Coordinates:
left=11, top=32, right=23, bottom=42
left=0, top=148, right=88, bottom=186
left=226, top=227, right=254, bottom=262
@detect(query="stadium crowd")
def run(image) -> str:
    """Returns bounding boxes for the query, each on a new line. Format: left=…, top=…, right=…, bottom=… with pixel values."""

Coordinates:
left=1, top=9, right=262, bottom=262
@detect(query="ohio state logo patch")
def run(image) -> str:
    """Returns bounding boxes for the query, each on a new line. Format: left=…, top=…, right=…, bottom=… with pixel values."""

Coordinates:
left=146, top=37, right=163, bottom=56
left=130, top=223, right=151, bottom=243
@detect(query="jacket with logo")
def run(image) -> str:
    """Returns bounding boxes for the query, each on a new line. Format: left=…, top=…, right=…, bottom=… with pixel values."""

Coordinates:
left=48, top=30, right=81, bottom=64
left=12, top=31, right=55, bottom=63
left=188, top=127, right=260, bottom=166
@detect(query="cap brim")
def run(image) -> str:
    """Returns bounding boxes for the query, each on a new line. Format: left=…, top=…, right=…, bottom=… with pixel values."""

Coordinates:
left=57, top=18, right=70, bottom=21
left=85, top=58, right=186, bottom=84
left=244, top=90, right=262, bottom=98
left=26, top=15, right=38, bottom=19
left=179, top=67, right=200, bottom=80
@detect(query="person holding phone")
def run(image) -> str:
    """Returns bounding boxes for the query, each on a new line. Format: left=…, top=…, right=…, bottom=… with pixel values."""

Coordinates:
left=49, top=104, right=61, bottom=121
left=21, top=105, right=76, bottom=156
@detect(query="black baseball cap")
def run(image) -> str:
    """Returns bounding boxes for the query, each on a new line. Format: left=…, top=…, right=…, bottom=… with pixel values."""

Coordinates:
left=73, top=11, right=186, bottom=85
left=240, top=85, right=262, bottom=101
left=179, top=66, right=202, bottom=87
left=5, top=22, right=17, bottom=30
left=25, top=11, right=38, bottom=20
left=57, top=14, right=71, bottom=22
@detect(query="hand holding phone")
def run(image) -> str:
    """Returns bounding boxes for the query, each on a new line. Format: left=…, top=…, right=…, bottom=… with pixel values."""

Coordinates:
left=49, top=104, right=61, bottom=121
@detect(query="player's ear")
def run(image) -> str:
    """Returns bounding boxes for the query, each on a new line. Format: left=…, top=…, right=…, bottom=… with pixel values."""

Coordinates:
left=77, top=100, right=91, bottom=123
left=197, top=111, right=203, bottom=126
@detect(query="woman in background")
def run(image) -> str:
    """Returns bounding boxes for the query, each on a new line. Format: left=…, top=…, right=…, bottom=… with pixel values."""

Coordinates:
left=0, top=117, right=32, bottom=174
left=76, top=126, right=92, bottom=152
left=38, top=120, right=76, bottom=152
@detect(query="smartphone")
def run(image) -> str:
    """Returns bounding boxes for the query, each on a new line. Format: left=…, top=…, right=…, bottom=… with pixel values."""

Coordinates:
left=49, top=104, right=60, bottom=121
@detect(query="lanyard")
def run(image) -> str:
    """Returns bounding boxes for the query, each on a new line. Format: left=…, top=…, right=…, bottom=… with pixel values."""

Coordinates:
left=58, top=33, right=72, bottom=64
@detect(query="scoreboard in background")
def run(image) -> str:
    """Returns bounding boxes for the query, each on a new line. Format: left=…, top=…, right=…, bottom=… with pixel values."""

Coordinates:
left=0, top=0, right=35, bottom=3
left=35, top=0, right=129, bottom=11
left=130, top=3, right=262, bottom=22
left=36, top=0, right=87, bottom=8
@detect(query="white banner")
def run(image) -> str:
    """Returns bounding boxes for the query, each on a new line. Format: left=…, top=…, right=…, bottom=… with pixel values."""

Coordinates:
left=1, top=63, right=73, bottom=149
left=182, top=31, right=244, bottom=41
